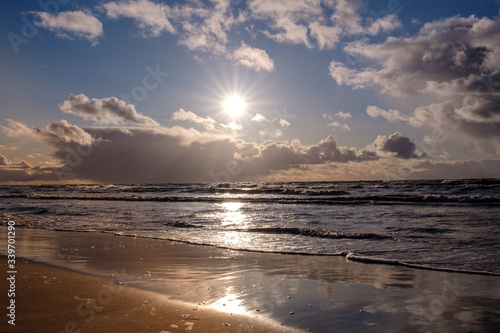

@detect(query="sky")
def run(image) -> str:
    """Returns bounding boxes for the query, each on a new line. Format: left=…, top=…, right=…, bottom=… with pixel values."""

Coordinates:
left=0, top=0, right=499, bottom=184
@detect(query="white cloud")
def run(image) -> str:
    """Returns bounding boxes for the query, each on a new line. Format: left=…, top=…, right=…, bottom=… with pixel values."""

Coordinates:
left=366, top=105, right=409, bottom=122
left=1, top=119, right=38, bottom=139
left=103, top=0, right=175, bottom=37
left=249, top=0, right=319, bottom=48
left=366, top=14, right=402, bottom=35
left=330, top=0, right=363, bottom=34
left=335, top=111, right=352, bottom=119
left=279, top=119, right=291, bottom=127
left=251, top=113, right=268, bottom=122
left=99, top=0, right=399, bottom=71
left=171, top=109, right=218, bottom=131
left=59, top=94, right=159, bottom=126
left=43, top=120, right=95, bottom=146
left=309, top=21, right=342, bottom=49
left=222, top=122, right=242, bottom=130
left=327, top=121, right=351, bottom=132
left=2, top=119, right=94, bottom=147
left=171, top=0, right=245, bottom=56
left=232, top=42, right=274, bottom=72
left=328, top=60, right=364, bottom=87
left=32, top=10, right=103, bottom=46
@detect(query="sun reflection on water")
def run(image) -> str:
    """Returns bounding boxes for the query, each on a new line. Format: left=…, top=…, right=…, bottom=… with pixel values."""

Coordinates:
left=215, top=202, right=256, bottom=248
left=217, top=202, right=247, bottom=226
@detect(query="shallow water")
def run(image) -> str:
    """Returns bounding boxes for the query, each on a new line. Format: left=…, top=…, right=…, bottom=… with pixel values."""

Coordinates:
left=1, top=179, right=499, bottom=274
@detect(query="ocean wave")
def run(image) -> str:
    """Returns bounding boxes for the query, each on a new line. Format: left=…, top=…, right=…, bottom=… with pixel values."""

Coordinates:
left=2, top=192, right=498, bottom=206
left=234, top=227, right=391, bottom=240
left=345, top=253, right=500, bottom=276
left=167, top=221, right=203, bottom=229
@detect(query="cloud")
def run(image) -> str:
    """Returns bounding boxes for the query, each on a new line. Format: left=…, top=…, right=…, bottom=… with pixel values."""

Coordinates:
left=2, top=119, right=95, bottom=147
left=59, top=94, right=159, bottom=126
left=327, top=121, right=351, bottom=132
left=335, top=111, right=352, bottom=119
left=232, top=42, right=274, bottom=72
left=410, top=159, right=500, bottom=180
left=1, top=119, right=38, bottom=139
left=0, top=153, right=31, bottom=169
left=243, top=135, right=378, bottom=173
left=221, top=122, right=242, bottom=130
left=42, top=120, right=95, bottom=146
left=249, top=0, right=318, bottom=48
left=251, top=113, right=268, bottom=122
left=328, top=60, right=362, bottom=87
left=365, top=14, right=402, bottom=35
left=330, top=0, right=363, bottom=34
left=171, top=109, right=217, bottom=130
left=3, top=117, right=383, bottom=182
left=332, top=15, right=500, bottom=140
left=366, top=105, right=409, bottom=122
left=249, top=0, right=399, bottom=50
left=32, top=10, right=103, bottom=46
left=0, top=154, right=8, bottom=166
left=98, top=0, right=398, bottom=70
left=173, top=0, right=245, bottom=54
left=279, top=119, right=291, bottom=127
left=5, top=116, right=499, bottom=183
left=0, top=158, right=65, bottom=183
left=309, top=21, right=342, bottom=50
left=102, top=0, right=175, bottom=37
left=373, top=132, right=426, bottom=159
left=103, top=0, right=260, bottom=71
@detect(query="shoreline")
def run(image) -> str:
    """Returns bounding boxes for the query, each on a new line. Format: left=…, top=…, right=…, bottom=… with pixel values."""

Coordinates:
left=1, top=226, right=500, bottom=332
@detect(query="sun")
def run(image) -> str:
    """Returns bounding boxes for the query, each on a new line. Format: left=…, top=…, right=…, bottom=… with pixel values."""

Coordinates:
left=224, top=94, right=246, bottom=117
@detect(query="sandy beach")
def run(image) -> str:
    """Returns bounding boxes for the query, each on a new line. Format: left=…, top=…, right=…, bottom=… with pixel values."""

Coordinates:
left=1, top=226, right=500, bottom=332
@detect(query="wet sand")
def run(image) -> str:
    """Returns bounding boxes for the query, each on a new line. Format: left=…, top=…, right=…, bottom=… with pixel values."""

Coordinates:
left=1, top=227, right=500, bottom=332
left=0, top=259, right=300, bottom=333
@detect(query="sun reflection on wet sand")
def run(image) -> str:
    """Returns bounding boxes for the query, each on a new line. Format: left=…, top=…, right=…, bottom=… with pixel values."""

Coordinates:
left=210, top=286, right=248, bottom=315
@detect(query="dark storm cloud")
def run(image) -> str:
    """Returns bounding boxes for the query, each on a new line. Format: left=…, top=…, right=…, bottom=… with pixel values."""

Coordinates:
left=47, top=129, right=380, bottom=183
left=372, top=132, right=425, bottom=159
left=381, top=133, right=425, bottom=159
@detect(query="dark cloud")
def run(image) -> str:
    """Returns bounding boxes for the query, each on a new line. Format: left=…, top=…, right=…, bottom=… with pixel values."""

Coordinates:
left=331, top=15, right=500, bottom=140
left=41, top=128, right=379, bottom=183
left=59, top=94, right=159, bottom=126
left=373, top=132, right=426, bottom=159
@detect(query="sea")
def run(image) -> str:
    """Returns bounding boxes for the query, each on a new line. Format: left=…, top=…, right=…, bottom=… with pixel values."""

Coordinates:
left=1, top=179, right=499, bottom=275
